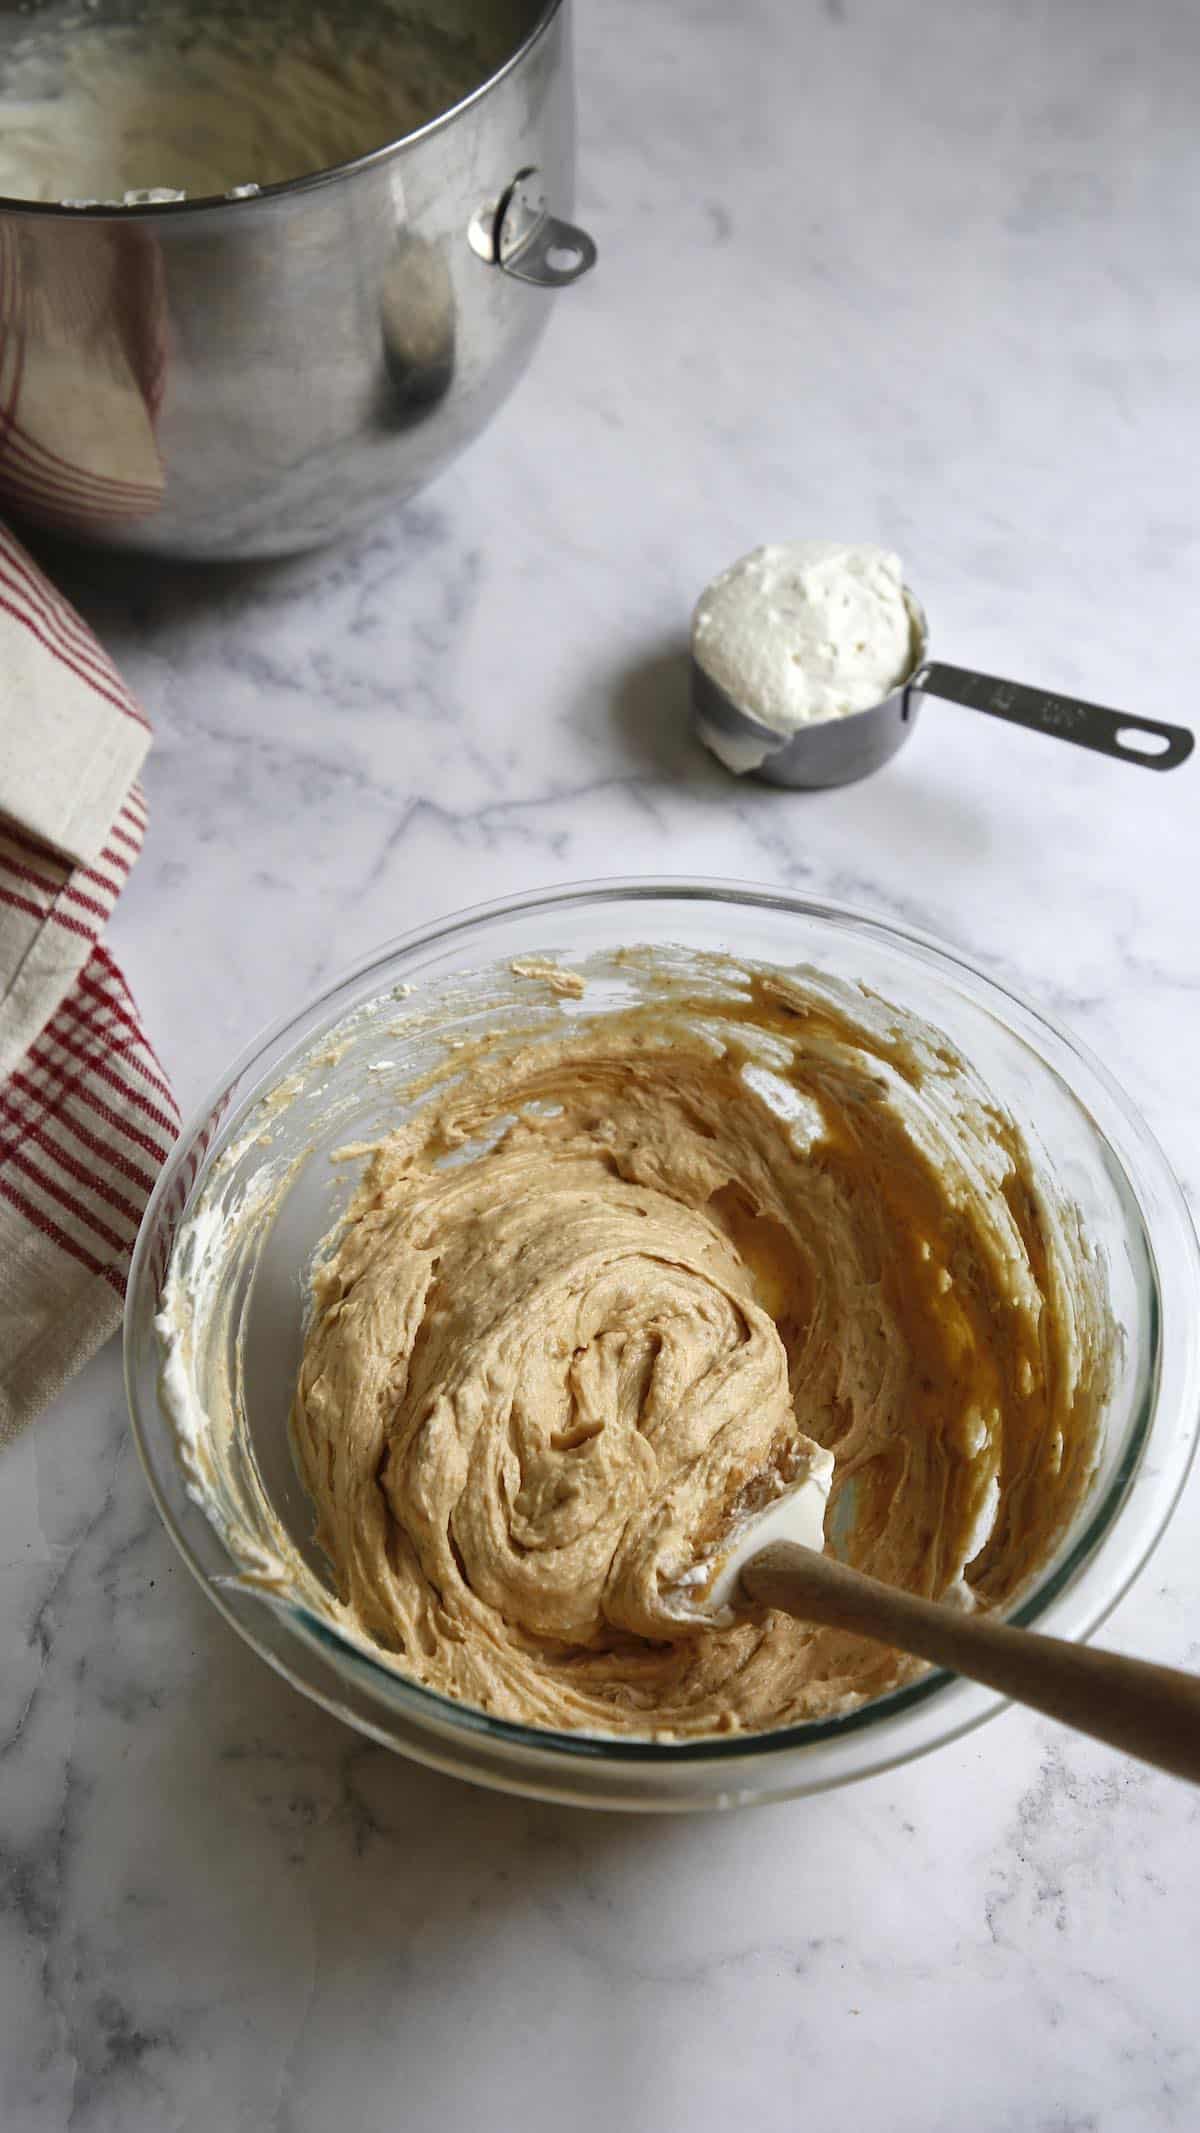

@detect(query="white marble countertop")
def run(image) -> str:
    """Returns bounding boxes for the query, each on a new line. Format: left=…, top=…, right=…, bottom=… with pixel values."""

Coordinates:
left=5, top=0, right=1200, bottom=2125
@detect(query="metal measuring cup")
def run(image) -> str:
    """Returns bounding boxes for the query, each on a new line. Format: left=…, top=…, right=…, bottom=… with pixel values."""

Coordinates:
left=692, top=594, right=1194, bottom=789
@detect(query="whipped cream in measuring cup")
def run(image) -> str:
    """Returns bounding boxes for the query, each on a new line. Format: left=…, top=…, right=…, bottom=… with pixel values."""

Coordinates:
left=692, top=540, right=919, bottom=772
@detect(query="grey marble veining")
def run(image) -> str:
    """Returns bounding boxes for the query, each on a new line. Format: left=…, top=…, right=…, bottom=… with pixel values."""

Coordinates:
left=4, top=0, right=1200, bottom=2125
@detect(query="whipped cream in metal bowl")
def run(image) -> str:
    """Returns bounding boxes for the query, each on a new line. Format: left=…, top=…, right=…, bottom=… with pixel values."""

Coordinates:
left=153, top=937, right=1119, bottom=1744
left=0, top=0, right=500, bottom=205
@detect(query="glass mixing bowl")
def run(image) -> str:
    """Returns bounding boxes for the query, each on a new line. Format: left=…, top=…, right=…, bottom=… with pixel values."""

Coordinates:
left=124, top=881, right=1200, bottom=1810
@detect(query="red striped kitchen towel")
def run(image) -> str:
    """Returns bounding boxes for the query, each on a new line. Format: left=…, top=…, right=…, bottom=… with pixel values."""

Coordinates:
left=0, top=524, right=177, bottom=1440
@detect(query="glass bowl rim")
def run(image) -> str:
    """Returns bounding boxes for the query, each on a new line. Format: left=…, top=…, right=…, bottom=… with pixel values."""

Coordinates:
left=125, top=874, right=1200, bottom=1774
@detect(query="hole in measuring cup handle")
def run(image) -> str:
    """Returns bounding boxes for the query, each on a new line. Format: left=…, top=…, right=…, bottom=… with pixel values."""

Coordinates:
left=468, top=165, right=597, bottom=287
left=1115, top=726, right=1173, bottom=758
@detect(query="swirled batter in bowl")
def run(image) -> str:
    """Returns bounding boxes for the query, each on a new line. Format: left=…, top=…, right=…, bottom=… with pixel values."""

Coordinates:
left=287, top=959, right=1113, bottom=1737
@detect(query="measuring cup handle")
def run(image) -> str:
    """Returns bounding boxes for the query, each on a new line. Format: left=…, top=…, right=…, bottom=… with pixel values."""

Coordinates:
left=913, top=661, right=1194, bottom=771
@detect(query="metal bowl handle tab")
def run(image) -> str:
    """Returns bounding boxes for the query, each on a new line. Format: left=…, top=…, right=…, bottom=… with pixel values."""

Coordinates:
left=479, top=166, right=596, bottom=287
left=912, top=661, right=1194, bottom=772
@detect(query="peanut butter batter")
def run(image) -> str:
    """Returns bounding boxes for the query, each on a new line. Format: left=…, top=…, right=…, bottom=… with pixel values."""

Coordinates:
left=289, top=961, right=1112, bottom=1738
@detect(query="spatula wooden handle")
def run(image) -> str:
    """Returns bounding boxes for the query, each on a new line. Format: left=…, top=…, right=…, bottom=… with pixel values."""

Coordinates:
left=742, top=1543, right=1200, bottom=1784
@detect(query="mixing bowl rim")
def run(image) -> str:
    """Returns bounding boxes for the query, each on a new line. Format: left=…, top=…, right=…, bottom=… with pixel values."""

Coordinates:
left=125, top=874, right=1200, bottom=1773
left=0, top=0, right=565, bottom=220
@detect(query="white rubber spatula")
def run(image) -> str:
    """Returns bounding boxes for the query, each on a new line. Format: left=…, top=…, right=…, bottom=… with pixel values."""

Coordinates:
left=685, top=1458, right=1200, bottom=1785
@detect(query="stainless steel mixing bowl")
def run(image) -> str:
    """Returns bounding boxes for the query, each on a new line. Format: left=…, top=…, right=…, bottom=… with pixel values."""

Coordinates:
left=0, top=0, right=594, bottom=557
